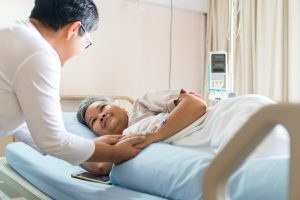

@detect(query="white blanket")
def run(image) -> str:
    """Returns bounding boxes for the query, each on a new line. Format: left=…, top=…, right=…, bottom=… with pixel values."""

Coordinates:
left=172, top=94, right=290, bottom=158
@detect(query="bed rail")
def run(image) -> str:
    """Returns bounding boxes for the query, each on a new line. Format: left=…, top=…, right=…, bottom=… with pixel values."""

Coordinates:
left=202, top=104, right=300, bottom=200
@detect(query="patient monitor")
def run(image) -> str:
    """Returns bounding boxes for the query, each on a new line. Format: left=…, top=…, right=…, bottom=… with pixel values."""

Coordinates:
left=208, top=52, right=228, bottom=92
left=208, top=51, right=230, bottom=101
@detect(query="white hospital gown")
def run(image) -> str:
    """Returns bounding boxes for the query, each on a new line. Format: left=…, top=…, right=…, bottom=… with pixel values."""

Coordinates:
left=123, top=89, right=181, bottom=137
left=123, top=89, right=208, bottom=150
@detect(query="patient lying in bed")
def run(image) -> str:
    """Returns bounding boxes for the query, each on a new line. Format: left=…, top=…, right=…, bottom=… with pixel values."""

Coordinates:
left=77, top=89, right=290, bottom=175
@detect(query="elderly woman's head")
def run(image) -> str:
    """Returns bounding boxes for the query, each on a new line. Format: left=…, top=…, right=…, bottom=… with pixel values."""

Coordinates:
left=77, top=97, right=128, bottom=136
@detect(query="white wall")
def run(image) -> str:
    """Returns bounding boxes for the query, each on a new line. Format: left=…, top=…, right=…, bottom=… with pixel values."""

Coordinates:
left=0, top=0, right=206, bottom=99
left=0, top=0, right=34, bottom=24
left=129, top=0, right=208, bottom=13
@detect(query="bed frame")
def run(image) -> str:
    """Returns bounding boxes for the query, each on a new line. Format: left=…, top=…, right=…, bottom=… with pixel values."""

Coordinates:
left=202, top=104, right=300, bottom=200
left=60, top=94, right=134, bottom=112
left=0, top=158, right=52, bottom=199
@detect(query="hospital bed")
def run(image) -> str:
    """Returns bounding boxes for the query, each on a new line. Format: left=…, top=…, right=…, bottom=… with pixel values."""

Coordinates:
left=4, top=95, right=167, bottom=200
left=3, top=95, right=296, bottom=200
left=203, top=104, right=300, bottom=200
left=0, top=157, right=52, bottom=199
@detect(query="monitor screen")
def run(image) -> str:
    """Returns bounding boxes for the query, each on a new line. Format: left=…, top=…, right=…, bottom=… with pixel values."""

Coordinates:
left=211, top=54, right=226, bottom=73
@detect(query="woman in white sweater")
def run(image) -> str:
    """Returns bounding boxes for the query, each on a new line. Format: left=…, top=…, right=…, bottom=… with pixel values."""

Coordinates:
left=0, top=0, right=145, bottom=166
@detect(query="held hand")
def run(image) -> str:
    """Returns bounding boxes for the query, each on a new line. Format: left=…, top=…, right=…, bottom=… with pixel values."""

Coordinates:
left=112, top=135, right=146, bottom=164
left=93, top=135, right=123, bottom=145
left=134, top=134, right=157, bottom=149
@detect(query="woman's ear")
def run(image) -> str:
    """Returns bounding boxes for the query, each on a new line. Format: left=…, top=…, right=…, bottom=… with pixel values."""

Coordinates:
left=66, top=21, right=81, bottom=40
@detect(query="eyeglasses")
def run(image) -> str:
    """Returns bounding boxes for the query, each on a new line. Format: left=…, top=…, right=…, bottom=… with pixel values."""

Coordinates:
left=80, top=24, right=93, bottom=49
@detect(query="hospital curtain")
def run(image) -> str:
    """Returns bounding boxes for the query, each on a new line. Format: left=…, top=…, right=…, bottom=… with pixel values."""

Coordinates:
left=234, top=0, right=300, bottom=103
left=204, top=0, right=229, bottom=101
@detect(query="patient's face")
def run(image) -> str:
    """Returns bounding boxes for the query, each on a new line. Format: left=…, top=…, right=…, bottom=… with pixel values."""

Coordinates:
left=85, top=102, right=128, bottom=136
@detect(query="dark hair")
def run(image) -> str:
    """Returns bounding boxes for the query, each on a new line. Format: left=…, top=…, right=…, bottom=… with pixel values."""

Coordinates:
left=30, top=0, right=99, bottom=35
left=77, top=97, right=116, bottom=126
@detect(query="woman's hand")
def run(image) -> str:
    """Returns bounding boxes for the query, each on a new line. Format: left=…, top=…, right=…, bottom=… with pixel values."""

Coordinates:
left=91, top=135, right=146, bottom=164
left=110, top=135, right=146, bottom=164
left=93, top=135, right=123, bottom=145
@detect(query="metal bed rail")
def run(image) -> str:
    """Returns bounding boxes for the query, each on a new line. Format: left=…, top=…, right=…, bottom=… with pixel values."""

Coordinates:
left=202, top=104, right=300, bottom=200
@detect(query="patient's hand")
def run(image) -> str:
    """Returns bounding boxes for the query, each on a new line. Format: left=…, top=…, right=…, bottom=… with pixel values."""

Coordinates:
left=94, top=135, right=124, bottom=145
left=82, top=162, right=113, bottom=176
left=90, top=135, right=145, bottom=164
left=134, top=134, right=157, bottom=149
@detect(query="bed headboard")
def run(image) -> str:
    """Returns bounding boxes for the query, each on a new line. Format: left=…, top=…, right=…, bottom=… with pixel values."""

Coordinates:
left=60, top=95, right=135, bottom=112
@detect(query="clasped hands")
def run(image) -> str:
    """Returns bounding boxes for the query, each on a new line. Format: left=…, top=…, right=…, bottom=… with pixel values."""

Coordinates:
left=93, top=133, right=156, bottom=164
left=94, top=133, right=156, bottom=150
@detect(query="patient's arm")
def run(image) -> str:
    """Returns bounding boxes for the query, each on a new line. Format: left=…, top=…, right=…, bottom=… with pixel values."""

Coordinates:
left=136, top=92, right=207, bottom=148
left=82, top=162, right=113, bottom=176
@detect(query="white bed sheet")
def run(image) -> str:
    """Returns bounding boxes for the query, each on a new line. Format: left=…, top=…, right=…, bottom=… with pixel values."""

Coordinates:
left=5, top=142, right=167, bottom=200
